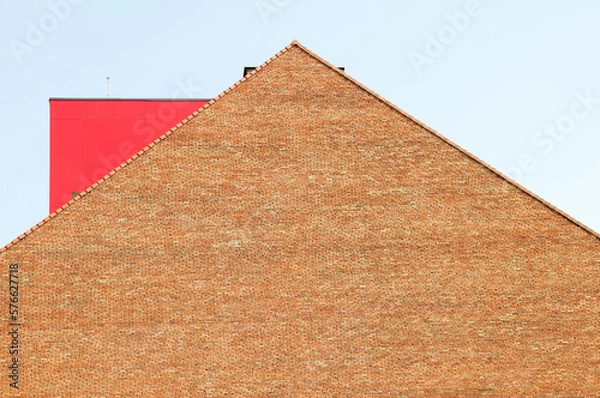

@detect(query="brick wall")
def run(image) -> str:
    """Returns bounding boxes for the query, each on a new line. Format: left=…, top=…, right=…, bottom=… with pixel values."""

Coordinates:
left=1, top=42, right=599, bottom=396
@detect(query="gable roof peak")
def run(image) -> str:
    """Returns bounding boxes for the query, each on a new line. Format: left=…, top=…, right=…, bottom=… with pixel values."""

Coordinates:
left=1, top=41, right=598, bottom=254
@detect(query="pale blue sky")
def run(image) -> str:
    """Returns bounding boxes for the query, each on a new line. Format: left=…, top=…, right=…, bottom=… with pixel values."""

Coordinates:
left=1, top=0, right=599, bottom=247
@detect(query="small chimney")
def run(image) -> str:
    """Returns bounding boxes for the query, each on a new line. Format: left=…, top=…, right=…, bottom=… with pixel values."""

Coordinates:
left=243, top=67, right=257, bottom=77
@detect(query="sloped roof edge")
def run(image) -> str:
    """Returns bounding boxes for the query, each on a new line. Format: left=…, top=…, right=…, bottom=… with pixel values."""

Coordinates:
left=1, top=41, right=598, bottom=254
left=0, top=42, right=297, bottom=254
left=290, top=41, right=600, bottom=241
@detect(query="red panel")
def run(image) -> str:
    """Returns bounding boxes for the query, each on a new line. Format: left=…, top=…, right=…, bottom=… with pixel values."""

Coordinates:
left=145, top=103, right=182, bottom=136
left=50, top=161, right=83, bottom=210
left=51, top=120, right=82, bottom=161
left=49, top=99, right=210, bottom=213
left=82, top=120, right=115, bottom=160
left=83, top=161, right=115, bottom=187
left=51, top=100, right=81, bottom=119
left=114, top=120, right=147, bottom=158
left=80, top=101, right=114, bottom=120
left=113, top=101, right=147, bottom=119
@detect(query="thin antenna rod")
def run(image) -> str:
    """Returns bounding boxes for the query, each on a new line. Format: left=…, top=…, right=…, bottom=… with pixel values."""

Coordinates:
left=106, top=76, right=110, bottom=98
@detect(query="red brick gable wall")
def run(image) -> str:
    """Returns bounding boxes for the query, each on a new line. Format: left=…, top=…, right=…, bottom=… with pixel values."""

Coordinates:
left=1, top=43, right=599, bottom=396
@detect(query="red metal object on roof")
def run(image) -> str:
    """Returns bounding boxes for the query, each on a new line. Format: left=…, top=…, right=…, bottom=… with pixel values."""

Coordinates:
left=49, top=99, right=210, bottom=213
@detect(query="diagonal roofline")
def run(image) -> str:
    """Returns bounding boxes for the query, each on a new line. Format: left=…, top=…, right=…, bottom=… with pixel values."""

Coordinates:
left=289, top=41, right=600, bottom=241
left=2, top=41, right=598, bottom=253
left=1, top=41, right=298, bottom=254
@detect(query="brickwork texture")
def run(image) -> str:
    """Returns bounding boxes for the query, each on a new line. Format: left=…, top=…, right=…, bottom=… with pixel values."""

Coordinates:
left=1, top=42, right=599, bottom=396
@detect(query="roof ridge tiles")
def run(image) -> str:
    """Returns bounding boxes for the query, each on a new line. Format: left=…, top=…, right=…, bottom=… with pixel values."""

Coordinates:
left=291, top=41, right=600, bottom=241
left=0, top=41, right=299, bottom=254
